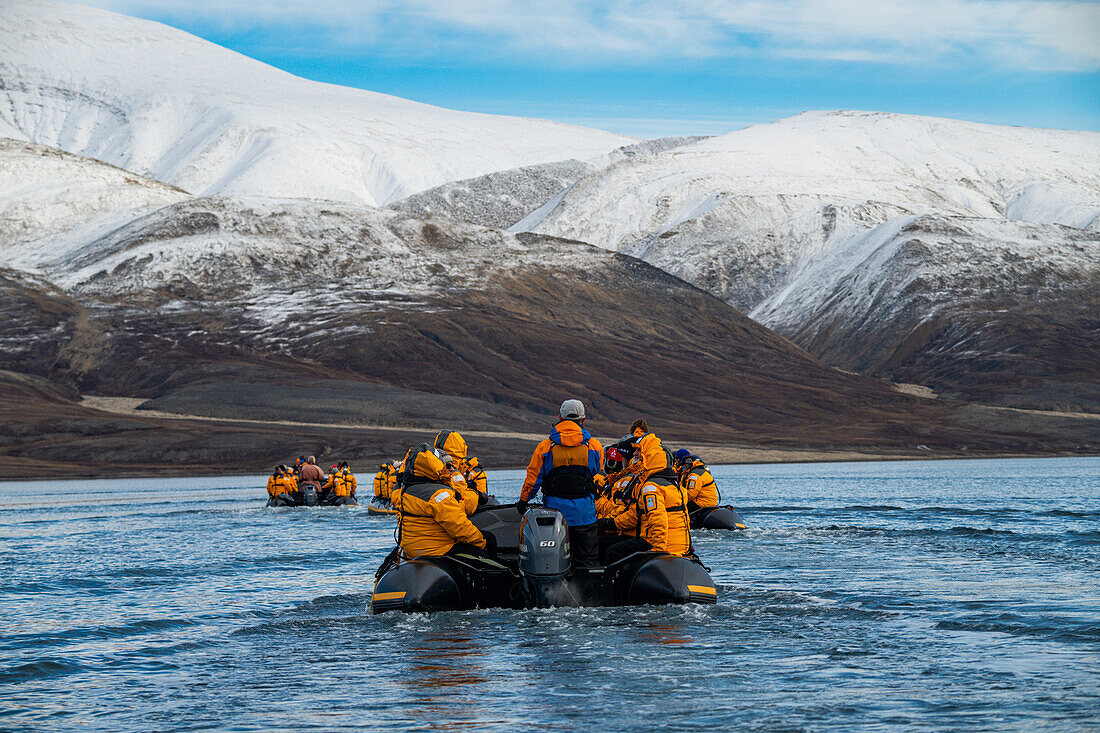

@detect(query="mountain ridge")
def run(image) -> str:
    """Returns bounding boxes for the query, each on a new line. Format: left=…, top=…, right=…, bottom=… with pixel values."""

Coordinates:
left=0, top=0, right=634, bottom=207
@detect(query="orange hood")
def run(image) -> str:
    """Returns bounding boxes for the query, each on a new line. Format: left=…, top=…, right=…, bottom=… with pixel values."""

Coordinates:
left=550, top=420, right=590, bottom=447
left=636, top=433, right=669, bottom=474
left=434, top=430, right=468, bottom=460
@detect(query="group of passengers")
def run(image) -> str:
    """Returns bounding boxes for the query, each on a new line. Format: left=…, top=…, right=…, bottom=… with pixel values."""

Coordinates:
left=371, top=430, right=490, bottom=514
left=266, top=455, right=359, bottom=506
left=386, top=398, right=722, bottom=569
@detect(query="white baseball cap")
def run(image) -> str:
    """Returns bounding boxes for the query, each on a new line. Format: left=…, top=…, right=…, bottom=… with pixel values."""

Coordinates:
left=559, top=399, right=586, bottom=420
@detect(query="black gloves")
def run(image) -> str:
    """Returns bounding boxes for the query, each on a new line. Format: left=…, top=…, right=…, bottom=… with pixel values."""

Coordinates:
left=483, top=532, right=498, bottom=556
left=597, top=518, right=617, bottom=535
left=515, top=499, right=529, bottom=514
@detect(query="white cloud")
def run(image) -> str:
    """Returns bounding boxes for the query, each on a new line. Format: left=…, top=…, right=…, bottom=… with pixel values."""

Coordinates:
left=83, top=0, right=1100, bottom=70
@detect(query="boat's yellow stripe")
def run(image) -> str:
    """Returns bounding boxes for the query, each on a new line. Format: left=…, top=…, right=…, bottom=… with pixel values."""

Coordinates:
left=688, top=585, right=717, bottom=595
left=735, top=523, right=747, bottom=529
left=372, top=591, right=407, bottom=601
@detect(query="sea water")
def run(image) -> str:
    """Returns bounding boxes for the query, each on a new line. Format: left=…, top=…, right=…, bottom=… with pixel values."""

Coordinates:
left=1, top=457, right=1097, bottom=731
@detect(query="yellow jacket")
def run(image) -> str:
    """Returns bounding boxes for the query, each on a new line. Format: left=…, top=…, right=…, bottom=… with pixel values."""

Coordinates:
left=614, top=432, right=691, bottom=555
left=680, top=460, right=718, bottom=508
left=373, top=463, right=397, bottom=500
left=596, top=470, right=639, bottom=529
left=612, top=481, right=667, bottom=551
left=324, top=469, right=357, bottom=498
left=267, top=472, right=298, bottom=498
left=434, top=430, right=489, bottom=510
left=392, top=447, right=485, bottom=558
left=461, top=456, right=488, bottom=495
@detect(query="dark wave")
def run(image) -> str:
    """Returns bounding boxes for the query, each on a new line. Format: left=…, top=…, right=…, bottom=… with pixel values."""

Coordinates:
left=936, top=615, right=1100, bottom=643
left=816, top=524, right=1019, bottom=538
left=1041, top=509, right=1100, bottom=518
left=0, top=659, right=83, bottom=684
left=1, top=618, right=197, bottom=652
left=844, top=504, right=905, bottom=511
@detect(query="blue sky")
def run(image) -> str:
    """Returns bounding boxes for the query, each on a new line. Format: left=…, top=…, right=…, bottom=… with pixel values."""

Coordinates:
left=86, top=1, right=1099, bottom=138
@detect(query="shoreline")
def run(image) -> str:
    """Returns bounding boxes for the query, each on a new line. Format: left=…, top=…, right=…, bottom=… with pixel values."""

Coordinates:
left=3, top=448, right=1094, bottom=482
left=1, top=394, right=1094, bottom=482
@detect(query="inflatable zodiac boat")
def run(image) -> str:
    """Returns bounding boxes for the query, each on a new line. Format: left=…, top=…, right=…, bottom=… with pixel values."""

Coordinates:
left=371, top=505, right=717, bottom=613
left=690, top=505, right=747, bottom=530
left=267, top=487, right=358, bottom=507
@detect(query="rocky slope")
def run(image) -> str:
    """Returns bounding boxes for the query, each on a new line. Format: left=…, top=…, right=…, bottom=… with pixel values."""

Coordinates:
left=0, top=0, right=632, bottom=207
left=0, top=191, right=935, bottom=438
left=390, top=137, right=709, bottom=229
left=1, top=135, right=1096, bottom=476
left=518, top=111, right=1100, bottom=409
left=390, top=160, right=597, bottom=230
left=753, top=215, right=1100, bottom=411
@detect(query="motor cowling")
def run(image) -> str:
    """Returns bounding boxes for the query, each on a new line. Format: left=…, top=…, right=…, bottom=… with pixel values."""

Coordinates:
left=519, top=507, right=575, bottom=607
left=301, top=485, right=319, bottom=506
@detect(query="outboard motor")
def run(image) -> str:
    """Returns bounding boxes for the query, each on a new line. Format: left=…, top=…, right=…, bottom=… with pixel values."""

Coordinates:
left=518, top=508, right=576, bottom=607
left=301, top=484, right=319, bottom=506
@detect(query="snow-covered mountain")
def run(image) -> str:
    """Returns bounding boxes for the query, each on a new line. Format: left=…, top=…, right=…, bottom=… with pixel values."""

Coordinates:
left=9, top=134, right=1074, bottom=452
left=0, top=0, right=633, bottom=207
left=522, top=111, right=1100, bottom=305
left=0, top=139, right=188, bottom=253
left=755, top=215, right=1099, bottom=409
left=389, top=136, right=710, bottom=229
left=517, top=111, right=1100, bottom=409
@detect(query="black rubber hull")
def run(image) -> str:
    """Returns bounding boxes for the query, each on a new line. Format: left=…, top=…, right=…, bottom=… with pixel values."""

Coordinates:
left=321, top=495, right=358, bottom=506
left=371, top=554, right=521, bottom=613
left=267, top=487, right=352, bottom=508
left=690, top=505, right=747, bottom=530
left=370, top=551, right=717, bottom=613
left=265, top=489, right=317, bottom=507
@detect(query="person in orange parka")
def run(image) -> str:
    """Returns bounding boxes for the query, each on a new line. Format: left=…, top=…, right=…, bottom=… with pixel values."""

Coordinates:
left=373, top=460, right=399, bottom=502
left=322, top=461, right=357, bottom=505
left=518, top=399, right=603, bottom=568
left=266, top=465, right=300, bottom=505
left=433, top=430, right=489, bottom=515
left=599, top=426, right=692, bottom=564
left=389, top=444, right=487, bottom=559
left=673, top=450, right=720, bottom=510
left=594, top=447, right=639, bottom=528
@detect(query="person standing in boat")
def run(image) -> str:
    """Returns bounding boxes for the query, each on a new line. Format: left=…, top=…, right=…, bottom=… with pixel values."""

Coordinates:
left=390, top=444, right=488, bottom=559
left=298, top=455, right=325, bottom=491
left=673, top=449, right=719, bottom=512
left=518, top=398, right=603, bottom=568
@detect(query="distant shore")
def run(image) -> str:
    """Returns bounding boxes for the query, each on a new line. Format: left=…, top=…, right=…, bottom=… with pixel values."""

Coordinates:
left=2, top=393, right=1095, bottom=482
left=2, top=445, right=1093, bottom=482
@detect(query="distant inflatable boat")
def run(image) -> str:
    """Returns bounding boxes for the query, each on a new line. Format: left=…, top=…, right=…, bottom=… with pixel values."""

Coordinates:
left=371, top=505, right=717, bottom=613
left=690, top=505, right=747, bottom=530
left=266, top=487, right=358, bottom=507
